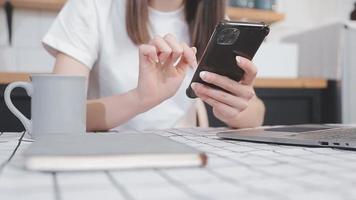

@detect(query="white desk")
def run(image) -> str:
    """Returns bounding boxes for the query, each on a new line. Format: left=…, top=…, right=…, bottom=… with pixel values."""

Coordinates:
left=1, top=128, right=356, bottom=200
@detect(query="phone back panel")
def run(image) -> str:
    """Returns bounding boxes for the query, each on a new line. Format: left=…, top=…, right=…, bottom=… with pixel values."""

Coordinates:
left=186, top=21, right=269, bottom=98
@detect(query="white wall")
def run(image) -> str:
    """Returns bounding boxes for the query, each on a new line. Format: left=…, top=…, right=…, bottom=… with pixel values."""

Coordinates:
left=255, top=0, right=355, bottom=78
left=269, top=0, right=355, bottom=41
left=0, top=9, right=56, bottom=72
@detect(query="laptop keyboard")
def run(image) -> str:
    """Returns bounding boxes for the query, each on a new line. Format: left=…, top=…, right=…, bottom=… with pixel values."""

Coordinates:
left=2, top=128, right=356, bottom=200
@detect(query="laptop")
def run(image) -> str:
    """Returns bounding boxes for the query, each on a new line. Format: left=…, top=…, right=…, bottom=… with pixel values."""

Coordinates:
left=217, top=124, right=356, bottom=150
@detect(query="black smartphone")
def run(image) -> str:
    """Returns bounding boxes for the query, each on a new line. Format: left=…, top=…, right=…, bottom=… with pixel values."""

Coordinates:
left=186, top=21, right=270, bottom=98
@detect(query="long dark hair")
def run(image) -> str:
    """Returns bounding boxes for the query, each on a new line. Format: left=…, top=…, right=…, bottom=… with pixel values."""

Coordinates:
left=126, top=0, right=226, bottom=59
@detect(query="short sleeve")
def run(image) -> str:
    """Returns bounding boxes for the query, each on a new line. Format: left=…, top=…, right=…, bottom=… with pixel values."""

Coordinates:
left=42, top=0, right=99, bottom=69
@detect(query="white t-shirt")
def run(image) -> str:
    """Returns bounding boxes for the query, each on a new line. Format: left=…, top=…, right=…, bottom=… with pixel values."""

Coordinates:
left=43, top=0, right=195, bottom=130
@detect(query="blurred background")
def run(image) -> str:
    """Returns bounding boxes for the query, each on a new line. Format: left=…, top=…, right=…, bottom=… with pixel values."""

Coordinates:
left=1, top=0, right=356, bottom=131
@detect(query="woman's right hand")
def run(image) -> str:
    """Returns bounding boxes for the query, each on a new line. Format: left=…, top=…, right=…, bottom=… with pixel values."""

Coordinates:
left=134, top=34, right=198, bottom=112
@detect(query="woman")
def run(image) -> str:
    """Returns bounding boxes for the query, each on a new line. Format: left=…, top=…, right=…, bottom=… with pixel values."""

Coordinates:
left=43, top=0, right=265, bottom=131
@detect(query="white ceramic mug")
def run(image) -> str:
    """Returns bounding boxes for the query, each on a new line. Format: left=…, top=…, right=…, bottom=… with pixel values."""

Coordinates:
left=4, top=74, right=87, bottom=139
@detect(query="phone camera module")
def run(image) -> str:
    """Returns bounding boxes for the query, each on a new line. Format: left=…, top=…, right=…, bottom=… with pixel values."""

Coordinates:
left=217, top=28, right=240, bottom=45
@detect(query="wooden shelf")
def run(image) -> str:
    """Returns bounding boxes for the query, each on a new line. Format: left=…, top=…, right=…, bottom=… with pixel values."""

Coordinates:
left=227, top=7, right=285, bottom=24
left=11, top=0, right=66, bottom=11
left=0, top=73, right=327, bottom=89
left=0, top=72, right=31, bottom=84
left=254, top=78, right=327, bottom=89
left=4, top=2, right=285, bottom=24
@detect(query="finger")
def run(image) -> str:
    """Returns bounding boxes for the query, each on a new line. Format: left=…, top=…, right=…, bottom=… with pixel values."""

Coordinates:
left=193, top=87, right=243, bottom=121
left=192, top=47, right=197, bottom=54
left=149, top=36, right=172, bottom=64
left=199, top=71, right=255, bottom=100
left=199, top=94, right=240, bottom=120
left=175, top=61, right=189, bottom=75
left=181, top=43, right=198, bottom=69
left=175, top=51, right=190, bottom=75
left=236, top=56, right=257, bottom=85
left=139, top=44, right=159, bottom=65
left=191, top=82, right=248, bottom=111
left=163, top=34, right=183, bottom=66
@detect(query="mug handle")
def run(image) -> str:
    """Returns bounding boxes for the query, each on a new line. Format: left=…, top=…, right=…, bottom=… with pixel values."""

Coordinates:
left=4, top=82, right=33, bottom=135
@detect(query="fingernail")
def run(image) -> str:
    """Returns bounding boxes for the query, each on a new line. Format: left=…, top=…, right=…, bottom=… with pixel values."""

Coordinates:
left=193, top=60, right=198, bottom=69
left=149, top=58, right=156, bottom=64
left=191, top=83, right=198, bottom=89
left=158, top=57, right=164, bottom=65
left=236, top=56, right=241, bottom=65
left=199, top=71, right=207, bottom=79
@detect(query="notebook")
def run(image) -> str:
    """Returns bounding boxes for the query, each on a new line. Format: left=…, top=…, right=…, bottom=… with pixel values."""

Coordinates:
left=23, top=132, right=207, bottom=171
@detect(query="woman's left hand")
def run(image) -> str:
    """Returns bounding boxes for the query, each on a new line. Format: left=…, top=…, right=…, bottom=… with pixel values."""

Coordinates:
left=191, top=56, right=259, bottom=127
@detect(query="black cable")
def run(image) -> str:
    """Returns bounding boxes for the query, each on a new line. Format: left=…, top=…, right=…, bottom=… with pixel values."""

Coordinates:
left=0, top=132, right=26, bottom=175
left=105, top=171, right=135, bottom=200
left=52, top=172, right=62, bottom=200
left=4, top=1, right=13, bottom=45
